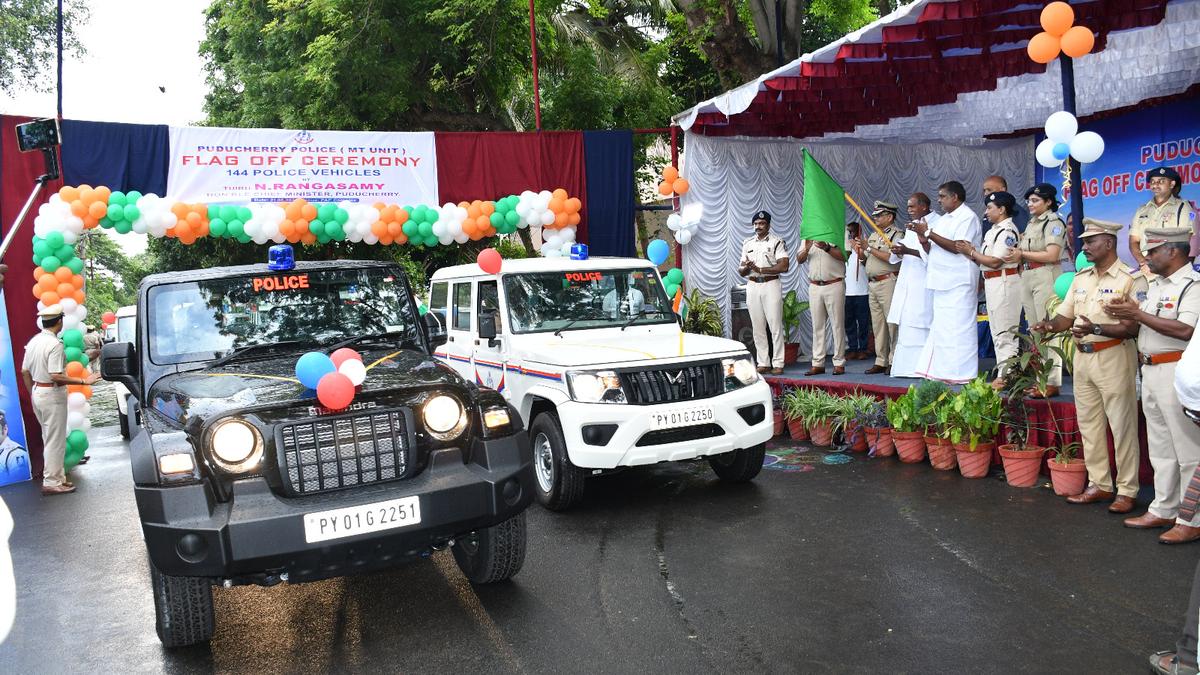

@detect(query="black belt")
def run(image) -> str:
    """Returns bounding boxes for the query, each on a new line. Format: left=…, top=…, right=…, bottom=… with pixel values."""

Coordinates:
left=749, top=275, right=780, bottom=283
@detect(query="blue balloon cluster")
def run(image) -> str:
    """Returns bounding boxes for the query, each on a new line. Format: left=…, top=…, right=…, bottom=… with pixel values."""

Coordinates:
left=295, top=352, right=335, bottom=389
left=647, top=239, right=670, bottom=266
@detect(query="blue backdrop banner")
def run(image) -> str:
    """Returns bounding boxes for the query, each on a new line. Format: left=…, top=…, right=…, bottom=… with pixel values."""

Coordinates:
left=61, top=120, right=170, bottom=195
left=583, top=130, right=635, bottom=258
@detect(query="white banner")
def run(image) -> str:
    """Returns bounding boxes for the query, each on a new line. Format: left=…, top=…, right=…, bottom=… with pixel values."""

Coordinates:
left=167, top=127, right=439, bottom=205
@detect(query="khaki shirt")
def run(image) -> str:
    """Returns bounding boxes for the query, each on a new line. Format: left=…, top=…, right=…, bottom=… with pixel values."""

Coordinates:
left=803, top=241, right=843, bottom=282
left=981, top=218, right=1020, bottom=271
left=740, top=234, right=788, bottom=280
left=1132, top=196, right=1194, bottom=240
left=864, top=225, right=902, bottom=278
left=1138, top=264, right=1200, bottom=354
left=21, top=330, right=65, bottom=383
left=1020, top=211, right=1068, bottom=260
left=1058, top=262, right=1149, bottom=345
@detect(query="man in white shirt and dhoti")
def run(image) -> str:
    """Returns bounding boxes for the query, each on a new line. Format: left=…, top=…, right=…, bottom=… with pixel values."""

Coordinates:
left=912, top=181, right=982, bottom=383
left=888, top=192, right=936, bottom=378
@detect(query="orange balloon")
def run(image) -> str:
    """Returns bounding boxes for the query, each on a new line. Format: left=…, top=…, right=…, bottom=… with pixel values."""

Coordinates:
left=83, top=216, right=100, bottom=230
left=32, top=266, right=46, bottom=279
left=554, top=212, right=569, bottom=227
left=481, top=201, right=495, bottom=216
left=41, top=290, right=61, bottom=306
left=387, top=221, right=403, bottom=237
left=1060, top=25, right=1094, bottom=58
left=186, top=211, right=202, bottom=226
left=663, top=166, right=679, bottom=182
left=38, top=274, right=58, bottom=292
left=379, top=235, right=393, bottom=246
left=467, top=203, right=482, bottom=219
left=394, top=233, right=408, bottom=245
left=301, top=203, right=318, bottom=221
left=569, top=212, right=581, bottom=226
left=394, top=209, right=409, bottom=225
left=1040, top=1, right=1074, bottom=37
left=475, top=215, right=489, bottom=230
left=71, top=274, right=84, bottom=289
left=195, top=221, right=210, bottom=237
left=88, top=201, right=107, bottom=219
left=30, top=284, right=42, bottom=300
left=381, top=205, right=396, bottom=222
left=463, top=220, right=477, bottom=236
left=672, top=178, right=690, bottom=195
left=56, top=281, right=74, bottom=298
left=285, top=202, right=302, bottom=221
left=66, top=361, right=85, bottom=378
left=547, top=198, right=564, bottom=214
left=373, top=201, right=386, bottom=210
left=59, top=186, right=80, bottom=203
left=54, top=266, right=72, bottom=283
left=70, top=200, right=87, bottom=218
left=1027, top=31, right=1061, bottom=64
left=371, top=221, right=388, bottom=237
left=469, top=229, right=485, bottom=241
left=171, top=202, right=190, bottom=219
left=78, top=187, right=96, bottom=204
left=93, top=186, right=111, bottom=203
left=658, top=181, right=673, bottom=196
left=175, top=221, right=193, bottom=238
left=552, top=188, right=568, bottom=201
left=294, top=220, right=311, bottom=235
left=301, top=232, right=318, bottom=245
left=565, top=197, right=582, bottom=213
left=72, top=289, right=85, bottom=305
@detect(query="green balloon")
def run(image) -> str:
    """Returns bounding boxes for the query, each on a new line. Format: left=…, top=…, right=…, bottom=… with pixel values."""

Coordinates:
left=666, top=268, right=684, bottom=285
left=402, top=221, right=418, bottom=237
left=334, top=208, right=349, bottom=224
left=424, top=209, right=439, bottom=224
left=403, top=205, right=413, bottom=215
left=64, top=444, right=84, bottom=471
left=64, top=346, right=82, bottom=362
left=316, top=232, right=331, bottom=244
left=209, top=218, right=227, bottom=237
left=423, top=234, right=439, bottom=247
left=324, top=221, right=345, bottom=240
left=1075, top=251, right=1094, bottom=271
left=237, top=206, right=252, bottom=222
left=32, top=238, right=50, bottom=258
left=490, top=212, right=504, bottom=227
left=44, top=231, right=64, bottom=249
left=61, top=329, right=84, bottom=349
left=107, top=204, right=125, bottom=221
left=219, top=205, right=237, bottom=222
left=98, top=217, right=113, bottom=229
left=67, top=429, right=88, bottom=452
left=504, top=211, right=520, bottom=226
left=309, top=219, right=324, bottom=236
left=418, top=303, right=428, bottom=316
left=125, top=190, right=143, bottom=204
left=41, top=256, right=62, bottom=272
left=227, top=219, right=245, bottom=238
left=207, top=205, right=221, bottom=220
left=123, top=204, right=141, bottom=222
left=109, top=191, right=127, bottom=207
left=317, top=203, right=335, bottom=221
left=665, top=283, right=680, bottom=298
left=418, top=222, right=433, bottom=238
left=66, top=257, right=84, bottom=274
left=114, top=220, right=133, bottom=235
left=79, top=353, right=90, bottom=367
left=31, top=252, right=42, bottom=266
left=54, top=244, right=75, bottom=261
left=236, top=233, right=252, bottom=244
left=1054, top=272, right=1076, bottom=300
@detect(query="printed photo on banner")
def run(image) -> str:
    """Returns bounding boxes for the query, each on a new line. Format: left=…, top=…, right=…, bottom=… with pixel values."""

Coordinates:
left=167, top=127, right=440, bottom=206
left=0, top=292, right=31, bottom=487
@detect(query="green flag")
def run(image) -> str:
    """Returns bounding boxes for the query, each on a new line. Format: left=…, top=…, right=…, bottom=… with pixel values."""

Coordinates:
left=800, top=149, right=846, bottom=254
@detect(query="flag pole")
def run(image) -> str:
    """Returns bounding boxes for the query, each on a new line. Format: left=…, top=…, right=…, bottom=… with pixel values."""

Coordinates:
left=843, top=192, right=889, bottom=241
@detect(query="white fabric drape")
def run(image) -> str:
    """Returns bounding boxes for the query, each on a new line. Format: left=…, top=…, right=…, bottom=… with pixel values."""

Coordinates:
left=679, top=132, right=1032, bottom=349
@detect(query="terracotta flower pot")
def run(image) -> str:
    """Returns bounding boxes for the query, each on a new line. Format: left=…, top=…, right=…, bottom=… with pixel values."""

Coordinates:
left=845, top=423, right=869, bottom=452
left=954, top=442, right=995, bottom=478
left=809, top=421, right=834, bottom=447
left=1048, top=457, right=1087, bottom=496
left=787, top=418, right=808, bottom=441
left=998, top=444, right=1047, bottom=488
left=925, top=436, right=957, bottom=471
left=865, top=427, right=894, bottom=457
left=892, top=430, right=926, bottom=463
left=773, top=409, right=785, bottom=437
left=784, top=343, right=800, bottom=365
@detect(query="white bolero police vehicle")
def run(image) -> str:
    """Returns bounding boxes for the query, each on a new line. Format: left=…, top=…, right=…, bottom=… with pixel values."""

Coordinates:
left=427, top=253, right=772, bottom=510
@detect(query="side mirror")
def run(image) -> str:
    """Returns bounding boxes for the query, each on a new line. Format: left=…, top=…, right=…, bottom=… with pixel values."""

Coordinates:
left=478, top=309, right=498, bottom=342
left=100, top=341, right=140, bottom=400
left=424, top=312, right=447, bottom=348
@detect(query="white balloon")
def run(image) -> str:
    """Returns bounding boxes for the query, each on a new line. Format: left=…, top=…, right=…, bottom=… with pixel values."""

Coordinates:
left=77, top=305, right=87, bottom=320
left=68, top=392, right=86, bottom=410
left=677, top=229, right=693, bottom=245
left=562, top=227, right=576, bottom=243
left=79, top=419, right=92, bottom=434
left=539, top=211, right=555, bottom=226
left=363, top=233, right=379, bottom=245
left=67, top=412, right=84, bottom=429
left=63, top=315, right=81, bottom=331
left=338, top=358, right=367, bottom=386
left=1044, top=111, right=1078, bottom=143
left=131, top=219, right=149, bottom=234
left=60, top=298, right=78, bottom=313
left=1035, top=139, right=1061, bottom=169
left=681, top=202, right=704, bottom=224
left=62, top=231, right=78, bottom=244
left=438, top=234, right=453, bottom=246
left=666, top=214, right=682, bottom=231
left=1069, top=131, right=1105, bottom=164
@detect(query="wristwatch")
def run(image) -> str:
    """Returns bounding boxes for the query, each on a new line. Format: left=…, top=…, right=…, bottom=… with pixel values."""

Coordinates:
left=1092, top=324, right=1103, bottom=336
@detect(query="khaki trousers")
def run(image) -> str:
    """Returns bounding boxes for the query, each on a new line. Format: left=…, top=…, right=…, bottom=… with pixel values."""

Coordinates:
left=1021, top=267, right=1063, bottom=386
left=32, top=386, right=68, bottom=487
left=984, top=275, right=1023, bottom=373
left=747, top=278, right=785, bottom=369
left=1074, top=343, right=1140, bottom=497
left=868, top=276, right=897, bottom=367
left=809, top=280, right=846, bottom=367
left=1143, top=361, right=1200, bottom=526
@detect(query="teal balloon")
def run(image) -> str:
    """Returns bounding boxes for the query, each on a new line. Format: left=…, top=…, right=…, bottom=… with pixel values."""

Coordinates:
left=324, top=221, right=345, bottom=240
left=64, top=444, right=84, bottom=471
left=99, top=217, right=113, bottom=229
left=665, top=283, right=680, bottom=298
left=107, top=204, right=125, bottom=221
left=31, top=252, right=41, bottom=266
left=418, top=304, right=428, bottom=316
left=423, top=234, right=439, bottom=247
left=66, top=257, right=84, bottom=274
left=490, top=212, right=504, bottom=227
left=1054, top=272, right=1076, bottom=300
left=402, top=221, right=418, bottom=237
left=317, top=203, right=335, bottom=221
left=418, top=222, right=433, bottom=238
left=125, top=190, right=143, bottom=204
left=237, top=206, right=253, bottom=222
left=666, top=268, right=684, bottom=285
left=219, top=205, right=237, bottom=222
left=41, top=256, right=62, bottom=272
left=1075, top=251, right=1094, bottom=271
left=32, top=238, right=50, bottom=258
left=209, top=218, right=227, bottom=237
left=403, top=205, right=413, bottom=215
left=61, top=329, right=84, bottom=349
left=333, top=208, right=349, bottom=224
left=236, top=233, right=252, bottom=244
left=504, top=210, right=519, bottom=226
left=425, top=209, right=439, bottom=224
left=227, top=219, right=245, bottom=238
left=114, top=220, right=133, bottom=235
left=123, top=204, right=140, bottom=222
left=54, top=244, right=74, bottom=261
left=207, top=205, right=221, bottom=220
left=109, top=191, right=127, bottom=207
left=316, top=232, right=331, bottom=244
left=309, top=219, right=324, bottom=236
left=79, top=353, right=90, bottom=367
left=64, top=346, right=83, bottom=362
left=67, top=429, right=89, bottom=453
left=44, top=231, right=64, bottom=249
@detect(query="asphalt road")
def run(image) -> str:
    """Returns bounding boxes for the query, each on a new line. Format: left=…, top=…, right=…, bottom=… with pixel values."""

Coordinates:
left=0, top=428, right=1192, bottom=673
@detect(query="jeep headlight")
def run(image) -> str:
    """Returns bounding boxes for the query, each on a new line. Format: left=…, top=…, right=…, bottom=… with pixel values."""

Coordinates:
left=722, top=356, right=758, bottom=391
left=567, top=370, right=626, bottom=403
left=424, top=394, right=467, bottom=440
left=208, top=419, right=263, bottom=473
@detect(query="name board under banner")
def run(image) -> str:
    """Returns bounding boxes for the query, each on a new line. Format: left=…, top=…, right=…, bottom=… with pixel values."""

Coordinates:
left=167, top=127, right=439, bottom=206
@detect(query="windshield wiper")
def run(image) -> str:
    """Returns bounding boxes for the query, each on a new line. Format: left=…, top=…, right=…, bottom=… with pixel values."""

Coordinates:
left=553, top=319, right=581, bottom=338
left=326, top=330, right=411, bottom=353
left=210, top=340, right=311, bottom=367
left=620, top=309, right=669, bottom=331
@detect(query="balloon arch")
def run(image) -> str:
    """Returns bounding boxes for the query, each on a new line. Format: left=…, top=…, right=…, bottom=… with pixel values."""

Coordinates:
left=29, top=183, right=584, bottom=468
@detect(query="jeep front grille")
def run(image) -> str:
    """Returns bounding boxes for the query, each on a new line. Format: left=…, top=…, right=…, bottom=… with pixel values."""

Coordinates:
left=278, top=410, right=410, bottom=495
left=618, top=363, right=723, bottom=405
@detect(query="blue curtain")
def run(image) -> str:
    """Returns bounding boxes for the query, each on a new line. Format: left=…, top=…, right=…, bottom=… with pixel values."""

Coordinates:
left=583, top=130, right=634, bottom=257
left=61, top=120, right=169, bottom=195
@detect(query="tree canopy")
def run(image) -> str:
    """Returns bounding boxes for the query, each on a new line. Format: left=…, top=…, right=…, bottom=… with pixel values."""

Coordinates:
left=0, top=0, right=87, bottom=95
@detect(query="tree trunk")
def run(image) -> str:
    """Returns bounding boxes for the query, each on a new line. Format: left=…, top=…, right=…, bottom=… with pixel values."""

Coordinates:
left=676, top=0, right=775, bottom=88
left=516, top=227, right=536, bottom=256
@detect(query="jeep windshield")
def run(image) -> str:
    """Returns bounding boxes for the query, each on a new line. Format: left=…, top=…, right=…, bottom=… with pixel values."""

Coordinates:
left=501, top=268, right=675, bottom=334
left=147, top=267, right=421, bottom=365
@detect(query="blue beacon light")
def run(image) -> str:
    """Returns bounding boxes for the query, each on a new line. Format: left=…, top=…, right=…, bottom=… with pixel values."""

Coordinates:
left=268, top=244, right=295, bottom=271
left=570, top=243, right=589, bottom=260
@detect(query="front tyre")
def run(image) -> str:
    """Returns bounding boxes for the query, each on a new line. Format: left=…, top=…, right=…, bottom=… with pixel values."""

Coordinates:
left=530, top=413, right=587, bottom=511
left=148, top=556, right=214, bottom=648
left=708, top=443, right=767, bottom=482
left=451, top=512, right=528, bottom=584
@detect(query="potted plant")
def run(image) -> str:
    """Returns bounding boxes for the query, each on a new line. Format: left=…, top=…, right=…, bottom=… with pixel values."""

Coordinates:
left=681, top=288, right=724, bottom=337
left=772, top=389, right=787, bottom=437
left=834, top=393, right=875, bottom=453
left=944, top=377, right=1003, bottom=479
left=886, top=387, right=926, bottom=463
left=805, top=389, right=839, bottom=447
left=1047, top=442, right=1086, bottom=496
left=781, top=387, right=810, bottom=440
left=915, top=380, right=955, bottom=471
left=781, top=290, right=810, bottom=366
left=994, top=329, right=1060, bottom=487
left=859, top=398, right=893, bottom=457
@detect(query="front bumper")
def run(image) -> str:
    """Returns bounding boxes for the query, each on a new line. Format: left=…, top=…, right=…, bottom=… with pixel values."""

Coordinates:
left=137, top=432, right=532, bottom=581
left=557, top=380, right=772, bottom=468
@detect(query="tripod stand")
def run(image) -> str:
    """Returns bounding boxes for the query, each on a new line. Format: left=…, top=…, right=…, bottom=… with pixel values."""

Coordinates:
left=0, top=146, right=61, bottom=261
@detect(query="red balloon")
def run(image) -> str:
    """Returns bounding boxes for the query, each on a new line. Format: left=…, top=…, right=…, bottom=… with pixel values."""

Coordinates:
left=330, top=348, right=363, bottom=369
left=102, top=311, right=117, bottom=324
left=477, top=248, right=503, bottom=275
left=316, top=372, right=355, bottom=410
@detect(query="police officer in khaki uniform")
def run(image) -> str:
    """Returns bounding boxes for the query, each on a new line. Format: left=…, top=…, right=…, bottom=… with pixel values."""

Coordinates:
left=739, top=211, right=790, bottom=374
left=1104, top=227, right=1200, bottom=543
left=796, top=232, right=846, bottom=376
left=1032, top=220, right=1148, bottom=512
left=958, top=191, right=1023, bottom=386
left=853, top=201, right=902, bottom=374
left=1130, top=167, right=1195, bottom=277
left=1005, top=183, right=1067, bottom=397
left=20, top=304, right=99, bottom=495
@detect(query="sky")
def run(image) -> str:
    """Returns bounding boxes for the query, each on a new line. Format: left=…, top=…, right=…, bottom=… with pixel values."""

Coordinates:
left=0, top=0, right=211, bottom=254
